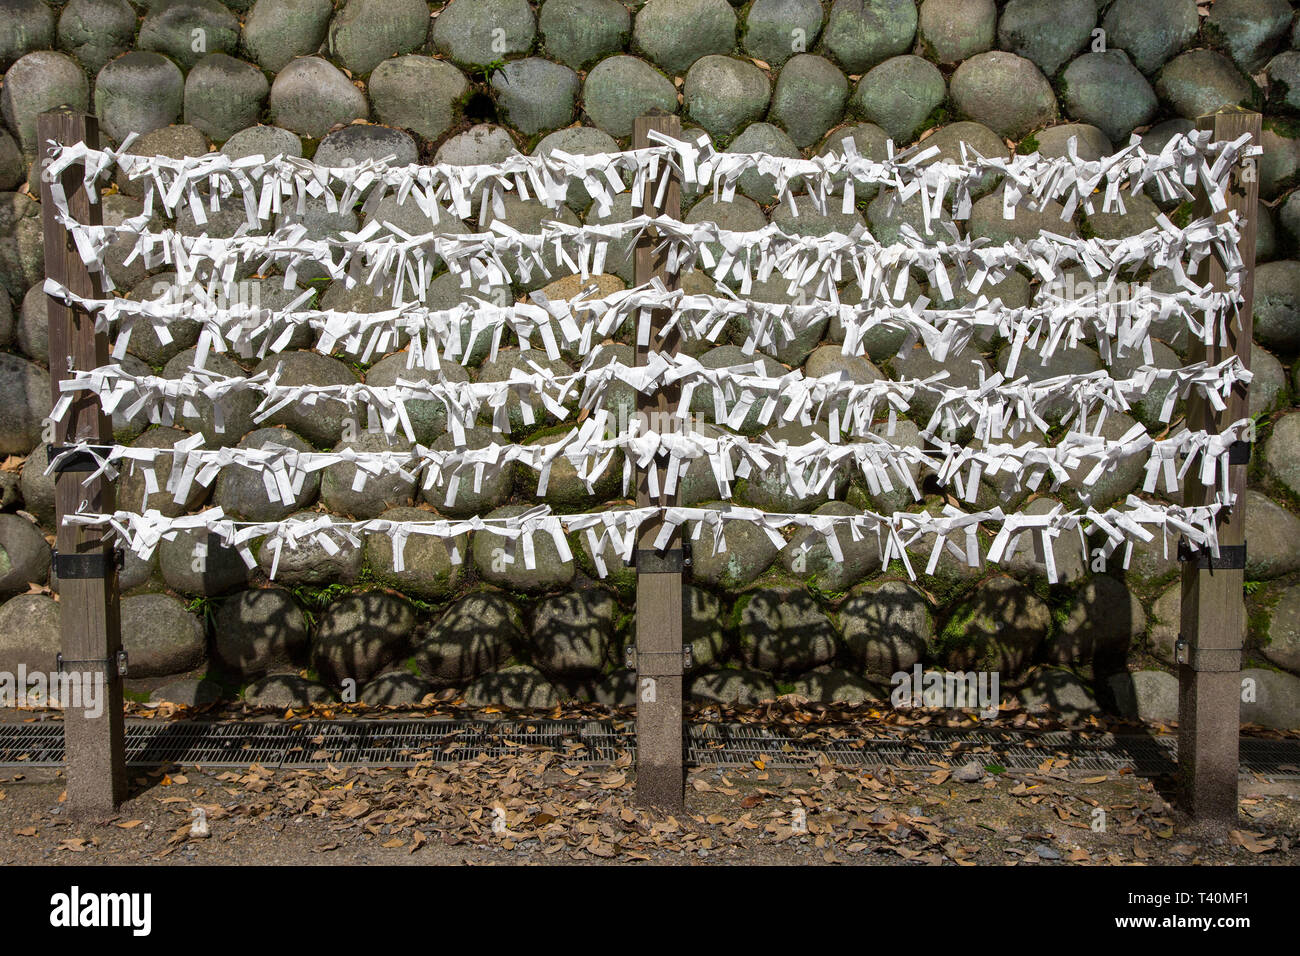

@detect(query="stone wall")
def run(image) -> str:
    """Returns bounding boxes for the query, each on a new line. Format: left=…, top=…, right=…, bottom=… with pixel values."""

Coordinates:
left=2, top=0, right=1300, bottom=726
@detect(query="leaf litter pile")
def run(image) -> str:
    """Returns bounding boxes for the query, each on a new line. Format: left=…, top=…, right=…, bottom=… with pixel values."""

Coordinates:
left=1, top=698, right=1298, bottom=865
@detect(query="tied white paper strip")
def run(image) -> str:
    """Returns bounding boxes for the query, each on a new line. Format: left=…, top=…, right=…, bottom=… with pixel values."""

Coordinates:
left=45, top=268, right=1243, bottom=374
left=65, top=494, right=1230, bottom=587
left=43, top=129, right=1254, bottom=254
left=53, top=203, right=1243, bottom=317
left=46, top=413, right=1252, bottom=521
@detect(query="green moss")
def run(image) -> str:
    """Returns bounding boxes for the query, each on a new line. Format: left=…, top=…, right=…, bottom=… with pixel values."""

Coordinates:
left=1016, top=133, right=1039, bottom=156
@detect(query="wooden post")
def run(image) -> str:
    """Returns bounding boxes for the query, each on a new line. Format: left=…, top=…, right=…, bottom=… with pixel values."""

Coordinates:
left=1177, top=107, right=1260, bottom=825
left=632, top=111, right=685, bottom=810
left=38, top=109, right=127, bottom=813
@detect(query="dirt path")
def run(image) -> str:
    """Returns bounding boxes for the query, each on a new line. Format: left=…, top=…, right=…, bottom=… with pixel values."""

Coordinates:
left=1, top=754, right=1296, bottom=865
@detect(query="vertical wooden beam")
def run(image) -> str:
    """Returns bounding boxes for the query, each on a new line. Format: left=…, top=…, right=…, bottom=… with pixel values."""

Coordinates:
left=632, top=111, right=684, bottom=810
left=38, top=109, right=127, bottom=813
left=1177, top=107, right=1260, bottom=825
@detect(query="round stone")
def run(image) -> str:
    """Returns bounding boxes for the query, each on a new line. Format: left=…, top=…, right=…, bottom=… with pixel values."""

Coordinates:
left=1265, top=412, right=1300, bottom=498
left=269, top=57, right=369, bottom=139
left=414, top=592, right=520, bottom=685
left=1239, top=667, right=1300, bottom=729
left=1265, top=51, right=1300, bottom=114
left=431, top=0, right=536, bottom=69
left=474, top=345, right=574, bottom=431
left=312, top=590, right=415, bottom=686
left=0, top=352, right=49, bottom=455
left=242, top=0, right=334, bottom=73
left=320, top=432, right=417, bottom=519
left=243, top=673, right=335, bottom=707
left=1064, top=413, right=1147, bottom=507
left=918, top=120, right=1007, bottom=195
left=950, top=51, right=1056, bottom=141
left=491, top=58, right=580, bottom=136
left=327, top=0, right=428, bottom=75
left=183, top=54, right=270, bottom=143
left=815, top=122, right=891, bottom=201
left=1244, top=489, right=1300, bottom=579
left=822, top=0, right=917, bottom=74
left=1047, top=575, right=1146, bottom=670
left=57, top=0, right=136, bottom=73
left=791, top=666, right=886, bottom=704
left=433, top=123, right=518, bottom=166
left=1060, top=50, right=1159, bottom=146
left=1017, top=668, right=1100, bottom=718
left=1206, top=0, right=1293, bottom=74
left=780, top=502, right=880, bottom=590
left=1250, top=344, right=1285, bottom=417
left=530, top=586, right=617, bottom=677
left=1101, top=0, right=1200, bottom=75
left=1261, top=585, right=1300, bottom=673
left=687, top=503, right=780, bottom=588
left=0, top=594, right=60, bottom=672
left=1106, top=669, right=1178, bottom=723
left=2, top=52, right=89, bottom=153
left=159, top=526, right=250, bottom=597
left=932, top=575, right=1050, bottom=677
left=368, top=55, right=471, bottom=142
left=256, top=512, right=363, bottom=586
left=723, top=268, right=829, bottom=364
left=314, top=124, right=418, bottom=168
left=689, top=668, right=776, bottom=705
left=1252, top=260, right=1300, bottom=352
left=163, top=348, right=259, bottom=447
left=364, top=352, right=468, bottom=445
left=364, top=505, right=465, bottom=600
left=918, top=0, right=994, bottom=65
left=0, top=513, right=49, bottom=600
left=689, top=346, right=786, bottom=435
left=0, top=192, right=41, bottom=301
left=420, top=428, right=516, bottom=517
left=1156, top=50, right=1254, bottom=120
left=118, top=427, right=212, bottom=517
left=464, top=664, right=559, bottom=709
left=0, top=130, right=20, bottom=190
left=582, top=55, right=678, bottom=139
left=890, top=345, right=992, bottom=429
left=682, top=584, right=730, bottom=672
left=120, top=593, right=206, bottom=678
left=534, top=127, right=621, bottom=212
left=684, top=55, right=770, bottom=140
left=0, top=0, right=55, bottom=71
left=996, top=0, right=1095, bottom=77
left=539, top=0, right=631, bottom=71
left=768, top=54, right=845, bottom=148
left=517, top=430, right=621, bottom=509
left=739, top=422, right=849, bottom=512
left=850, top=55, right=945, bottom=146
left=213, top=428, right=321, bottom=521
left=117, top=128, right=209, bottom=200
left=724, top=121, right=801, bottom=204
left=839, top=578, right=931, bottom=680
left=1031, top=124, right=1113, bottom=162
left=251, top=351, right=359, bottom=447
left=150, top=678, right=224, bottom=705
left=1000, top=496, right=1088, bottom=582
left=359, top=671, right=434, bottom=705
left=138, top=0, right=240, bottom=71
left=472, top=503, right=576, bottom=592
left=737, top=587, right=837, bottom=674
left=16, top=284, right=47, bottom=363
left=634, top=0, right=737, bottom=76
left=221, top=125, right=303, bottom=161
left=211, top=587, right=309, bottom=678
left=742, top=0, right=825, bottom=70
left=969, top=191, right=1076, bottom=245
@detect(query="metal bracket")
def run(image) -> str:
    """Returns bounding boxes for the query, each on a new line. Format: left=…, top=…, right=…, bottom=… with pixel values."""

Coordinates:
left=634, top=546, right=689, bottom=573
left=1177, top=539, right=1246, bottom=570
left=1175, top=635, right=1189, bottom=665
left=625, top=645, right=693, bottom=671
left=53, top=548, right=124, bottom=579
left=46, top=443, right=113, bottom=474
left=1171, top=637, right=1240, bottom=673
left=56, top=650, right=128, bottom=677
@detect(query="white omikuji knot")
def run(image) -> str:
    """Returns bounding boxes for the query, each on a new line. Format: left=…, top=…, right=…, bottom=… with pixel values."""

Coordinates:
left=38, top=130, right=1255, bottom=587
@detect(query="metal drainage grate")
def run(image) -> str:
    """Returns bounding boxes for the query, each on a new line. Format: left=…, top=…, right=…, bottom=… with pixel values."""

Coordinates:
left=0, top=720, right=1295, bottom=777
